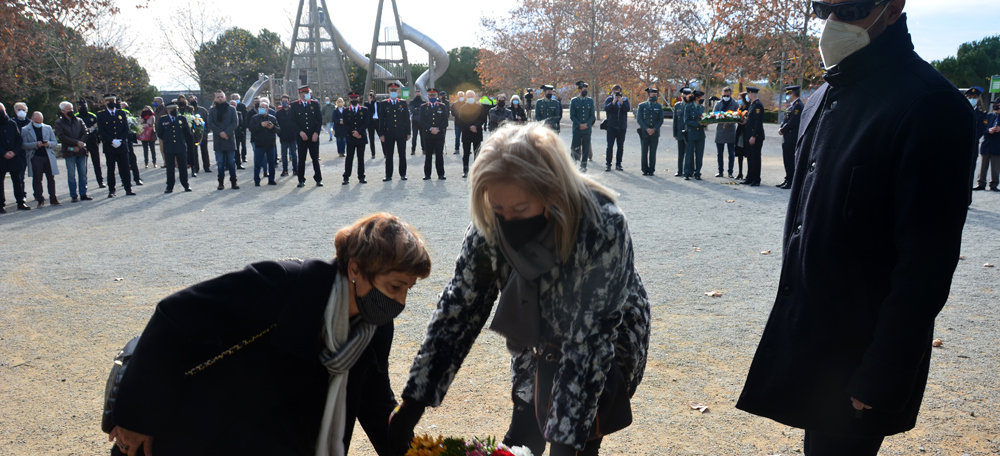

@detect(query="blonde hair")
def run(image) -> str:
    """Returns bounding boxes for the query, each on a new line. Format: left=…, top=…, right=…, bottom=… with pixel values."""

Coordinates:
left=336, top=98, right=344, bottom=108
left=468, top=123, right=616, bottom=261
left=334, top=213, right=432, bottom=282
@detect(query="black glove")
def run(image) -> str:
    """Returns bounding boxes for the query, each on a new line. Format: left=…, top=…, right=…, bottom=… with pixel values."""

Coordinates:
left=387, top=399, right=426, bottom=456
left=549, top=442, right=582, bottom=456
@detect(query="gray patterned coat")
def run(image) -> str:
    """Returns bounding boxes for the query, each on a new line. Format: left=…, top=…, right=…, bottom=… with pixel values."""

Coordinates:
left=402, top=194, right=651, bottom=449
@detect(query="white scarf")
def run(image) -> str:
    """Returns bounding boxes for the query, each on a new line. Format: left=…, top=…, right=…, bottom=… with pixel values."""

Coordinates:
left=315, top=274, right=376, bottom=456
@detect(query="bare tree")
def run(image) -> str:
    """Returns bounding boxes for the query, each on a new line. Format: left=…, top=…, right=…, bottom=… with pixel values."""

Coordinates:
left=157, top=0, right=229, bottom=93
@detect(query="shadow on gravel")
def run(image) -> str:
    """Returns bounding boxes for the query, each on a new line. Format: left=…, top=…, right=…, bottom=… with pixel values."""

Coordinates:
left=964, top=206, right=1000, bottom=232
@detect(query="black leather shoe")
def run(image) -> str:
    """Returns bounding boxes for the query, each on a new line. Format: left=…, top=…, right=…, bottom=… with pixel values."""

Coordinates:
left=134, top=180, right=143, bottom=186
left=359, top=179, right=367, bottom=184
left=236, top=165, right=245, bottom=170
left=616, top=165, right=624, bottom=171
left=383, top=177, right=392, bottom=182
left=642, top=172, right=649, bottom=176
left=0, top=206, right=5, bottom=214
left=165, top=188, right=173, bottom=194
left=695, top=176, right=702, bottom=180
left=281, top=171, right=289, bottom=176
left=342, top=179, right=349, bottom=185
left=108, top=192, right=115, bottom=198
left=728, top=173, right=734, bottom=179
left=749, top=182, right=760, bottom=187
left=675, top=172, right=682, bottom=177
left=438, top=176, right=446, bottom=180
left=17, top=203, right=30, bottom=210
left=684, top=176, right=690, bottom=180
left=268, top=181, right=276, bottom=185
left=462, top=173, right=468, bottom=178
left=254, top=182, right=261, bottom=187
left=736, top=173, right=743, bottom=180
left=401, top=176, right=407, bottom=181
left=423, top=176, right=431, bottom=180
left=71, top=197, right=79, bottom=203
left=780, top=182, right=792, bottom=189
left=973, top=185, right=986, bottom=191
left=125, top=191, right=137, bottom=195
left=80, top=195, right=93, bottom=201
left=297, top=181, right=306, bottom=188
left=716, top=173, right=723, bottom=177
left=98, top=182, right=106, bottom=188
left=191, top=172, right=197, bottom=177
left=316, top=182, right=324, bottom=187
left=991, top=187, right=1000, bottom=192
left=184, top=187, right=192, bottom=192
left=605, top=165, right=611, bottom=172
left=775, top=181, right=787, bottom=188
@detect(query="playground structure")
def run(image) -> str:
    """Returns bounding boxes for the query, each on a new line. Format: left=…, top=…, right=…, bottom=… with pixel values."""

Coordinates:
left=242, top=0, right=449, bottom=103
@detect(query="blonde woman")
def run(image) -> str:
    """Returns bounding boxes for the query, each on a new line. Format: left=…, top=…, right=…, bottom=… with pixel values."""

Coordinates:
left=333, top=98, right=347, bottom=157
left=390, top=123, right=651, bottom=456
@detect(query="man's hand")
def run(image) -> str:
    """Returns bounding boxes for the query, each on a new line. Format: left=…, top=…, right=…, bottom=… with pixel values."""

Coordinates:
left=430, top=127, right=440, bottom=135
left=312, top=132, right=319, bottom=142
left=646, top=128, right=655, bottom=135
left=219, top=132, right=228, bottom=140
left=352, top=131, right=362, bottom=139
left=300, top=131, right=308, bottom=141
left=778, top=130, right=784, bottom=136
left=108, top=425, right=154, bottom=456
left=578, top=124, right=587, bottom=130
left=261, top=121, right=270, bottom=128
left=749, top=137, right=756, bottom=146
left=379, top=135, right=386, bottom=143
left=850, top=397, right=872, bottom=411
left=4, top=151, right=14, bottom=160
left=387, top=400, right=426, bottom=456
left=406, top=134, right=411, bottom=141
left=470, top=126, right=477, bottom=133
left=77, top=141, right=86, bottom=149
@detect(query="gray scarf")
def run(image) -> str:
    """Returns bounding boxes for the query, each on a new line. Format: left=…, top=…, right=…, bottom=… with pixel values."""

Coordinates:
left=490, top=219, right=557, bottom=353
left=316, top=274, right=376, bottom=456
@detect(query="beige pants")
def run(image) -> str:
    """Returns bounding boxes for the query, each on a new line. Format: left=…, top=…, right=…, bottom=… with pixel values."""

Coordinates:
left=978, top=154, right=999, bottom=188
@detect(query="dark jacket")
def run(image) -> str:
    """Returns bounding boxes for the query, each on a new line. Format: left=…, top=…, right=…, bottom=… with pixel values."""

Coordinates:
left=487, top=105, right=512, bottom=132
left=736, top=15, right=975, bottom=437
left=509, top=105, right=528, bottom=124
left=603, top=96, right=631, bottom=130
left=364, top=100, right=379, bottom=128
left=378, top=99, right=411, bottom=140
left=744, top=98, right=765, bottom=142
left=713, top=99, right=739, bottom=144
left=78, top=110, right=100, bottom=151
left=247, top=114, right=280, bottom=149
left=156, top=114, right=193, bottom=156
left=96, top=108, right=130, bottom=149
left=235, top=102, right=248, bottom=132
left=342, top=105, right=369, bottom=145
left=53, top=114, right=88, bottom=157
left=779, top=98, right=804, bottom=145
left=418, top=102, right=449, bottom=132
left=981, top=112, right=999, bottom=156
left=275, top=107, right=298, bottom=142
left=0, top=115, right=23, bottom=169
left=457, top=102, right=488, bottom=140
left=113, top=259, right=396, bottom=455
left=206, top=104, right=238, bottom=151
left=331, top=108, right=347, bottom=138
left=292, top=99, right=323, bottom=137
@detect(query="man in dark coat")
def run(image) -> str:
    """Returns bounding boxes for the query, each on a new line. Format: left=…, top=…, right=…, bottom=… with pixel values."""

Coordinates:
left=604, top=84, right=630, bottom=171
left=378, top=83, right=411, bottom=181
left=776, top=85, right=804, bottom=189
left=275, top=95, right=298, bottom=177
left=974, top=97, right=1000, bottom=191
left=77, top=100, right=105, bottom=188
left=156, top=103, right=193, bottom=193
left=292, top=85, right=324, bottom=187
left=418, top=89, right=448, bottom=180
left=742, top=87, right=765, bottom=186
left=232, top=94, right=249, bottom=165
left=0, top=102, right=29, bottom=212
left=735, top=4, right=975, bottom=455
left=342, top=92, right=369, bottom=185
left=455, top=90, right=487, bottom=178
left=97, top=94, right=135, bottom=198
left=364, top=91, right=380, bottom=159
left=409, top=95, right=425, bottom=155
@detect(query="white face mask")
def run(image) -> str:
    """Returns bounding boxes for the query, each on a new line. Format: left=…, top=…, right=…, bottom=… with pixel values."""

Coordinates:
left=968, top=98, right=979, bottom=107
left=722, top=96, right=731, bottom=102
left=16, top=110, right=26, bottom=119
left=818, top=4, right=889, bottom=69
left=304, top=94, right=311, bottom=101
left=458, top=97, right=465, bottom=102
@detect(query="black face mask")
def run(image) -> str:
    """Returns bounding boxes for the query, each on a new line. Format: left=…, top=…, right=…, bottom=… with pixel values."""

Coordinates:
left=178, top=101, right=187, bottom=108
left=497, top=213, right=549, bottom=251
left=0, top=112, right=7, bottom=123
left=107, top=102, right=116, bottom=110
left=191, top=101, right=199, bottom=108
left=78, top=105, right=89, bottom=114
left=355, top=284, right=404, bottom=326
left=350, top=100, right=359, bottom=106
left=497, top=101, right=505, bottom=108
left=546, top=93, right=553, bottom=99
left=169, top=109, right=178, bottom=116
left=581, top=90, right=588, bottom=97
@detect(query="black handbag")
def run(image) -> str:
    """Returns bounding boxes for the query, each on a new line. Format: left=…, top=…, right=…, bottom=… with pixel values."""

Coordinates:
left=599, top=119, right=608, bottom=130
left=533, top=343, right=632, bottom=440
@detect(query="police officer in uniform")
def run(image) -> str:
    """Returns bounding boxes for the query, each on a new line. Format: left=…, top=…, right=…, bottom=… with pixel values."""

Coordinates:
left=673, top=87, right=692, bottom=176
left=156, top=102, right=193, bottom=193
left=419, top=89, right=448, bottom=180
left=96, top=94, right=135, bottom=197
left=342, top=91, right=369, bottom=185
left=974, top=96, right=1000, bottom=191
left=682, top=90, right=707, bottom=180
left=409, top=94, right=425, bottom=155
left=636, top=87, right=664, bottom=176
left=569, top=81, right=595, bottom=172
left=534, top=84, right=562, bottom=131
left=776, top=85, right=803, bottom=189
left=292, top=85, right=324, bottom=187
left=743, top=87, right=765, bottom=186
left=379, top=83, right=411, bottom=181
left=77, top=100, right=105, bottom=188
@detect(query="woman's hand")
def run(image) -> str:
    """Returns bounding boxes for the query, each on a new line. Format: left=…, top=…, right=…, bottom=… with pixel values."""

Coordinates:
left=109, top=425, right=154, bottom=456
left=387, top=400, right=425, bottom=455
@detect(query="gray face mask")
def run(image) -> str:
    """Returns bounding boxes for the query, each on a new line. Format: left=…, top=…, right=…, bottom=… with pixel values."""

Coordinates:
left=354, top=285, right=404, bottom=326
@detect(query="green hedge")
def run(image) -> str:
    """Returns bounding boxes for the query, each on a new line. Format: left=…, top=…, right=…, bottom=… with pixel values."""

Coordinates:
left=763, top=110, right=779, bottom=124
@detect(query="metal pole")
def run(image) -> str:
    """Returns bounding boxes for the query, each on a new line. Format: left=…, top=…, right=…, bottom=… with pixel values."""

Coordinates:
left=365, top=0, right=386, bottom=96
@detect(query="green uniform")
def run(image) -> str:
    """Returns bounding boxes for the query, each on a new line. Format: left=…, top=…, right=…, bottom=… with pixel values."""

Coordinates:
left=534, top=97, right=562, bottom=131
left=682, top=103, right=707, bottom=177
left=673, top=100, right=687, bottom=175
left=569, top=96, right=595, bottom=167
left=636, top=100, right=664, bottom=174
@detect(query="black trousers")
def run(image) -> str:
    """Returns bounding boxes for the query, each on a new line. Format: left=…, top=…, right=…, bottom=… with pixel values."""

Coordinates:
left=165, top=152, right=189, bottom=190
left=423, top=132, right=445, bottom=178
left=745, top=139, right=763, bottom=184
left=640, top=132, right=659, bottom=173
left=127, top=142, right=141, bottom=183
left=88, top=142, right=104, bottom=184
left=30, top=155, right=56, bottom=201
left=803, top=430, right=884, bottom=456
left=782, top=141, right=795, bottom=182
left=104, top=143, right=132, bottom=193
left=503, top=395, right=602, bottom=456
left=461, top=136, right=481, bottom=173
left=676, top=138, right=687, bottom=174
left=296, top=138, right=322, bottom=183
left=366, top=124, right=378, bottom=157
left=606, top=128, right=626, bottom=166
left=200, top=139, right=211, bottom=172
left=410, top=122, right=422, bottom=152
left=344, top=143, right=366, bottom=180
left=237, top=131, right=247, bottom=162
left=0, top=160, right=26, bottom=205
left=383, top=137, right=407, bottom=178
left=342, top=326, right=399, bottom=456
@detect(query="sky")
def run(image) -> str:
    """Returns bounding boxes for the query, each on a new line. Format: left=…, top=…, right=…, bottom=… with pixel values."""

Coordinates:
left=113, top=0, right=999, bottom=90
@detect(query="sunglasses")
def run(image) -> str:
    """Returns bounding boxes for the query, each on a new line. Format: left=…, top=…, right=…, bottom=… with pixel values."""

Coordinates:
left=812, top=0, right=887, bottom=22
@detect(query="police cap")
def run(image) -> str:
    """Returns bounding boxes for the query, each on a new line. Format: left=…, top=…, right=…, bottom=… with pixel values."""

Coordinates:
left=427, top=89, right=438, bottom=96
left=165, top=102, right=178, bottom=109
left=694, top=90, right=705, bottom=97
left=784, top=85, right=801, bottom=92
left=348, top=91, right=361, bottom=98
left=297, top=85, right=311, bottom=93
left=387, top=83, right=401, bottom=89
left=103, top=93, right=118, bottom=101
left=967, top=86, right=984, bottom=96
left=681, top=87, right=693, bottom=95
left=747, top=87, right=760, bottom=93
left=644, top=87, right=659, bottom=93
left=576, top=81, right=588, bottom=89
left=540, top=84, right=554, bottom=91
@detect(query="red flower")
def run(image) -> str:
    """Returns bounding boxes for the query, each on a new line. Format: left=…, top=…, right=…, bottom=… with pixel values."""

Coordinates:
left=491, top=449, right=515, bottom=456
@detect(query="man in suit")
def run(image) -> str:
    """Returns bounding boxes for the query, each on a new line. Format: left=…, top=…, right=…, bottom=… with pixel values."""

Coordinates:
left=188, top=96, right=211, bottom=175
left=342, top=92, right=369, bottom=185
left=378, top=83, right=411, bottom=181
left=777, top=85, right=804, bottom=189
left=451, top=92, right=466, bottom=154
left=673, top=87, right=692, bottom=177
left=365, top=91, right=380, bottom=159
left=636, top=87, right=664, bottom=176
left=97, top=94, right=135, bottom=197
left=534, top=84, right=561, bottom=131
left=0, top=102, right=29, bottom=212
left=743, top=87, right=765, bottom=186
left=974, top=97, right=1000, bottom=191
left=77, top=100, right=105, bottom=188
left=604, top=84, right=630, bottom=171
left=569, top=81, right=595, bottom=171
left=292, top=85, right=324, bottom=187
left=418, top=89, right=449, bottom=180
left=156, top=102, right=193, bottom=193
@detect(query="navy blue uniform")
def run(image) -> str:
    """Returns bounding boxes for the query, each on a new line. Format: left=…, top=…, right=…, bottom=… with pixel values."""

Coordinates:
left=78, top=109, right=104, bottom=185
left=779, top=98, right=804, bottom=183
left=378, top=99, right=410, bottom=179
left=342, top=105, right=368, bottom=182
left=97, top=108, right=133, bottom=195
left=743, top=99, right=765, bottom=185
left=604, top=96, right=630, bottom=168
left=292, top=99, right=323, bottom=184
left=419, top=102, right=449, bottom=179
left=156, top=114, right=193, bottom=191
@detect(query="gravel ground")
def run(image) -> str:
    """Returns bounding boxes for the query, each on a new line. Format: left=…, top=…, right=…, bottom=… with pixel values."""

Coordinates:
left=1, top=116, right=998, bottom=456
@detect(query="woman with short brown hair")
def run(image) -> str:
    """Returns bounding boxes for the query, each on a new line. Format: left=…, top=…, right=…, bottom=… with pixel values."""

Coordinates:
left=107, top=213, right=431, bottom=456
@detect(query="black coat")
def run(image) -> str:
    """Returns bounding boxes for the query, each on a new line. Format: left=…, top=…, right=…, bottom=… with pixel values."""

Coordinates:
left=112, top=259, right=398, bottom=455
left=744, top=99, right=765, bottom=142
left=292, top=99, right=323, bottom=137
left=247, top=114, right=280, bottom=149
left=275, top=107, right=298, bottom=142
left=456, top=102, right=487, bottom=141
left=982, top=113, right=1000, bottom=156
left=342, top=105, right=369, bottom=145
left=97, top=108, right=131, bottom=151
left=156, top=114, right=193, bottom=156
left=0, top=116, right=23, bottom=170
left=378, top=99, right=411, bottom=140
left=736, top=15, right=974, bottom=437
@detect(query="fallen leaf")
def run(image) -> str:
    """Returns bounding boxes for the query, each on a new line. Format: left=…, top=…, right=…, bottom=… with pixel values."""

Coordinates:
left=705, top=291, right=722, bottom=297
left=689, top=402, right=709, bottom=413
left=932, top=339, right=943, bottom=347
left=726, top=199, right=735, bottom=203
left=114, top=278, right=124, bottom=282
left=985, top=263, right=995, bottom=268
left=959, top=255, right=965, bottom=260
left=693, top=247, right=702, bottom=252
left=761, top=250, right=771, bottom=255
left=200, top=209, right=206, bottom=212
